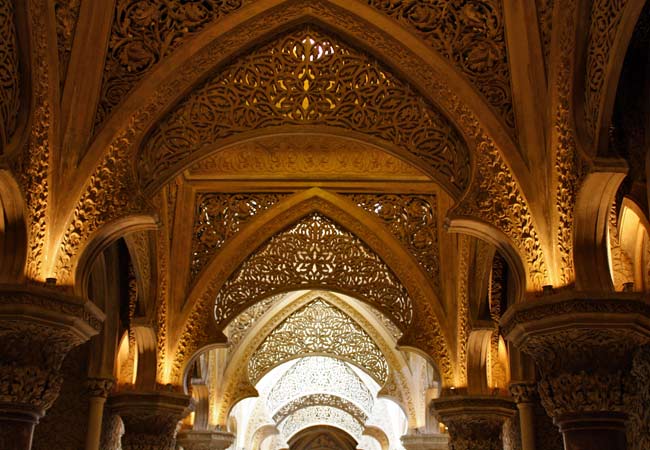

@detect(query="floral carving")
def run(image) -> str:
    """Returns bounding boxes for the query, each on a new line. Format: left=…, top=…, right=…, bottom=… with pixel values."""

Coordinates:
left=140, top=26, right=470, bottom=193
left=608, top=204, right=634, bottom=291
left=86, top=377, right=114, bottom=398
left=536, top=0, right=555, bottom=76
left=272, top=393, right=368, bottom=424
left=94, top=0, right=246, bottom=129
left=0, top=0, right=20, bottom=149
left=584, top=0, right=628, bottom=141
left=224, top=294, right=284, bottom=349
left=367, top=0, right=516, bottom=131
left=214, top=213, right=413, bottom=328
left=54, top=0, right=81, bottom=90
left=248, top=299, right=389, bottom=383
left=191, top=193, right=287, bottom=282
left=347, top=194, right=440, bottom=291
left=627, top=345, right=650, bottom=450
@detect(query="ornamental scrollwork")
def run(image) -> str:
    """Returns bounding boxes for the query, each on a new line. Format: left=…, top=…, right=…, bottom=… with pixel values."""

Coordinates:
left=347, top=194, right=441, bottom=291
left=584, top=0, right=628, bottom=142
left=366, top=0, right=516, bottom=131
left=54, top=0, right=81, bottom=90
left=272, top=393, right=368, bottom=424
left=94, top=0, right=246, bottom=130
left=0, top=0, right=20, bottom=150
left=140, top=26, right=470, bottom=194
left=224, top=294, right=284, bottom=349
left=280, top=406, right=364, bottom=441
left=248, top=299, right=389, bottom=384
left=191, top=193, right=288, bottom=282
left=214, top=213, right=414, bottom=329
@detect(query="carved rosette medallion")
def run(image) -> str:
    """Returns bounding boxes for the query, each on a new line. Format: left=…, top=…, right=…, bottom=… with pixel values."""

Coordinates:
left=0, top=288, right=103, bottom=420
left=110, top=391, right=191, bottom=450
left=431, top=396, right=516, bottom=450
left=176, top=430, right=235, bottom=450
left=501, top=294, right=650, bottom=427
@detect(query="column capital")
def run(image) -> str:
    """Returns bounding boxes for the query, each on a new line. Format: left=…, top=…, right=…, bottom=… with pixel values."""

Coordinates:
left=400, top=432, right=449, bottom=450
left=431, top=395, right=516, bottom=450
left=86, top=378, right=114, bottom=398
left=176, top=430, right=236, bottom=450
left=0, top=286, right=104, bottom=419
left=509, top=382, right=538, bottom=404
left=109, top=391, right=192, bottom=450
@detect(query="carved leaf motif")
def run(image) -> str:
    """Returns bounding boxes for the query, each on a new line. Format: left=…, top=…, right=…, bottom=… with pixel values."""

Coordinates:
left=347, top=194, right=441, bottom=291
left=54, top=0, right=81, bottom=90
left=214, top=213, right=413, bottom=328
left=367, top=0, right=516, bottom=131
left=248, top=299, right=389, bottom=383
left=94, top=0, right=246, bottom=129
left=0, top=0, right=20, bottom=149
left=191, top=193, right=287, bottom=282
left=140, top=27, right=470, bottom=193
left=272, top=393, right=368, bottom=424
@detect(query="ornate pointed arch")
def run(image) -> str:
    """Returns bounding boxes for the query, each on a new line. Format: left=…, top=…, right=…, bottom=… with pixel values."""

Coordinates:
left=58, top=0, right=542, bottom=289
left=170, top=189, right=453, bottom=385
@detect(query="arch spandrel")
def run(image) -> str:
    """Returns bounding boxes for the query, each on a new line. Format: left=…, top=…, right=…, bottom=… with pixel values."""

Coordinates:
left=169, top=189, right=453, bottom=385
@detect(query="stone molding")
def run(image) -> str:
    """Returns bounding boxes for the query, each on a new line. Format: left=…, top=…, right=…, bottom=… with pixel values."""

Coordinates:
left=431, top=395, right=516, bottom=450
left=0, top=286, right=104, bottom=420
left=176, top=430, right=236, bottom=450
left=109, top=391, right=192, bottom=450
left=400, top=432, right=449, bottom=450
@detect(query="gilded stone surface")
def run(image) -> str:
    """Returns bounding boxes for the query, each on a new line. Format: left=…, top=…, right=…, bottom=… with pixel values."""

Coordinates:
left=140, top=26, right=470, bottom=193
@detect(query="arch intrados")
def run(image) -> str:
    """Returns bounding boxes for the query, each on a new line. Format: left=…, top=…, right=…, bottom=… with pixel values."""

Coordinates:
left=79, top=0, right=526, bottom=209
left=288, top=424, right=358, bottom=450
left=73, top=214, right=158, bottom=297
left=285, top=415, right=362, bottom=443
left=181, top=188, right=447, bottom=338
left=0, top=169, right=26, bottom=283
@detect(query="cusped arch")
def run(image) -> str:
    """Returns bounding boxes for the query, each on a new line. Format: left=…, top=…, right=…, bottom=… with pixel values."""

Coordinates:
left=171, top=188, right=453, bottom=384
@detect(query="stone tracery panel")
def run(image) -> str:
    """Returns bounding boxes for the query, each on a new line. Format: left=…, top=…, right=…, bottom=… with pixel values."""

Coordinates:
left=191, top=193, right=288, bottom=282
left=248, top=299, right=388, bottom=383
left=280, top=406, right=364, bottom=441
left=140, top=26, right=470, bottom=193
left=266, top=357, right=374, bottom=415
left=273, top=393, right=368, bottom=424
left=347, top=194, right=440, bottom=291
left=224, top=294, right=285, bottom=350
left=214, top=213, right=413, bottom=328
left=94, top=0, right=246, bottom=129
left=0, top=0, right=20, bottom=149
left=366, top=0, right=516, bottom=131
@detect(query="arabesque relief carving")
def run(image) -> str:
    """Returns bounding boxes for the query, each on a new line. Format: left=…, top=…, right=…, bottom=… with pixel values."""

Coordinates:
left=272, top=393, right=368, bottom=424
left=54, top=0, right=81, bottom=90
left=224, top=294, right=284, bottom=349
left=248, top=299, right=389, bottom=383
left=347, top=194, right=441, bottom=291
left=608, top=204, right=634, bottom=291
left=187, top=137, right=425, bottom=179
left=191, top=193, right=288, bottom=282
left=537, top=0, right=554, bottom=76
left=94, top=0, right=246, bottom=129
left=0, top=0, right=20, bottom=150
left=584, top=0, right=629, bottom=142
left=214, top=213, right=413, bottom=328
left=140, top=26, right=470, bottom=193
left=366, top=0, right=516, bottom=131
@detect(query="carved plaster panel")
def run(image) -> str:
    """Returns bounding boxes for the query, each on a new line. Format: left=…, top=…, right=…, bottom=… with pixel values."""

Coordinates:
left=0, top=0, right=20, bottom=149
left=247, top=299, right=389, bottom=383
left=347, top=194, right=440, bottom=291
left=214, top=213, right=413, bottom=328
left=608, top=205, right=635, bottom=291
left=140, top=26, right=470, bottom=193
left=54, top=0, right=81, bottom=90
left=187, top=137, right=426, bottom=180
left=272, top=393, right=368, bottom=424
left=94, top=0, right=246, bottom=129
left=280, top=406, right=364, bottom=441
left=457, top=235, right=471, bottom=385
left=584, top=0, right=629, bottom=142
left=191, top=193, right=288, bottom=282
left=224, top=294, right=285, bottom=350
left=537, top=0, right=554, bottom=75
left=366, top=0, right=516, bottom=131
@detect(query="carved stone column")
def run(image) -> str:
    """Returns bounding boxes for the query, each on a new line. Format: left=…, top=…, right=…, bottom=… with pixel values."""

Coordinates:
left=430, top=395, right=516, bottom=450
left=501, top=294, right=650, bottom=450
left=510, top=382, right=537, bottom=450
left=84, top=378, right=114, bottom=450
left=400, top=432, right=449, bottom=450
left=0, top=287, right=104, bottom=450
left=176, top=430, right=236, bottom=450
left=110, top=391, right=192, bottom=450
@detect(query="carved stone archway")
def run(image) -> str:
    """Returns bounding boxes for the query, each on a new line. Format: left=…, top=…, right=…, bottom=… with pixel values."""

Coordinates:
left=288, top=425, right=358, bottom=450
